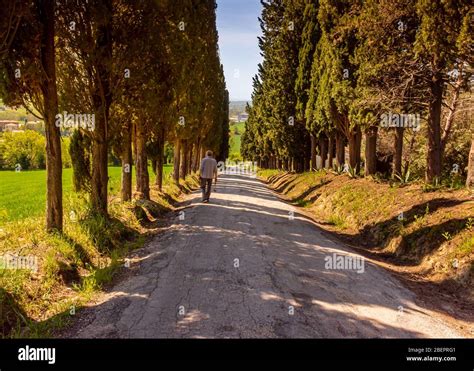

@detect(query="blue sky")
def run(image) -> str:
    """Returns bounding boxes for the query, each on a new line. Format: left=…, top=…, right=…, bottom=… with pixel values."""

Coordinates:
left=216, top=0, right=263, bottom=102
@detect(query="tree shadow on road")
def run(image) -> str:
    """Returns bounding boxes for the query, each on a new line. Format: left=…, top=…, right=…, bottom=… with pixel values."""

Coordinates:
left=47, top=177, right=468, bottom=338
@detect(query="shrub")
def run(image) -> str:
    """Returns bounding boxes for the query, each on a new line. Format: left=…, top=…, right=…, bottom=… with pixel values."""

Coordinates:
left=0, top=131, right=45, bottom=170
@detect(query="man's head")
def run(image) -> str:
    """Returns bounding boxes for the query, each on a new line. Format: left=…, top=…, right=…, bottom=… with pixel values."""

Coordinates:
left=206, top=150, right=213, bottom=157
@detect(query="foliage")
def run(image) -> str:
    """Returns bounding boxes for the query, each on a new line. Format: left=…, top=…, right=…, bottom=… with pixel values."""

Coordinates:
left=0, top=131, right=45, bottom=170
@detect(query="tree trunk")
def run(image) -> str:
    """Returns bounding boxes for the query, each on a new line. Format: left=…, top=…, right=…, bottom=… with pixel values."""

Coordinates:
left=466, top=135, right=474, bottom=188
left=426, top=71, right=443, bottom=183
left=90, top=0, right=112, bottom=215
left=187, top=142, right=192, bottom=175
left=335, top=132, right=345, bottom=167
left=179, top=139, right=188, bottom=179
left=310, top=134, right=317, bottom=171
left=192, top=138, right=201, bottom=172
left=173, top=138, right=180, bottom=184
left=403, top=130, right=417, bottom=176
left=135, top=122, right=149, bottom=200
left=364, top=126, right=377, bottom=176
left=121, top=122, right=132, bottom=201
left=155, top=127, right=164, bottom=191
left=91, top=124, right=109, bottom=214
left=393, top=127, right=404, bottom=177
left=196, top=142, right=202, bottom=171
left=320, top=136, right=328, bottom=169
left=39, top=0, right=62, bottom=232
left=348, top=127, right=362, bottom=173
left=441, top=68, right=463, bottom=158
left=328, top=135, right=335, bottom=169
left=304, top=156, right=310, bottom=172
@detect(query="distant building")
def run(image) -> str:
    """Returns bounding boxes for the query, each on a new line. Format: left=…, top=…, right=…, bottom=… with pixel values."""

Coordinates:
left=0, top=120, right=19, bottom=132
left=5, top=123, right=20, bottom=132
left=237, top=113, right=248, bottom=122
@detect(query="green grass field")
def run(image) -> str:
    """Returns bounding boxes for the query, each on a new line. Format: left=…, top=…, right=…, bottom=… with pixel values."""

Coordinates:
left=0, top=165, right=173, bottom=224
left=229, top=133, right=242, bottom=154
left=229, top=121, right=245, bottom=160
left=231, top=121, right=245, bottom=134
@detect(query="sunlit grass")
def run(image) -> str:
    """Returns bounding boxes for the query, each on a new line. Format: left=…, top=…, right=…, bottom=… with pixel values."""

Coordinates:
left=0, top=165, right=172, bottom=224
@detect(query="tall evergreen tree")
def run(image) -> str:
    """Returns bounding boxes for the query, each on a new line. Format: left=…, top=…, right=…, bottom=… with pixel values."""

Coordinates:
left=295, top=1, right=320, bottom=170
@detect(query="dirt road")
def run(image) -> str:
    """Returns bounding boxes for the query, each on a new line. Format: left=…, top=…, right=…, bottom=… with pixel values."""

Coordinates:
left=70, top=173, right=462, bottom=338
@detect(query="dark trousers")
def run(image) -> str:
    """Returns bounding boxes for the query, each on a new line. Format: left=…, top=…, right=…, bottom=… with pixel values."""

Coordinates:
left=200, top=177, right=213, bottom=201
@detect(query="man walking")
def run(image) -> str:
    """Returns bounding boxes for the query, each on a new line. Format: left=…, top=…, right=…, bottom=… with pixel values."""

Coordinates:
left=200, top=150, right=218, bottom=203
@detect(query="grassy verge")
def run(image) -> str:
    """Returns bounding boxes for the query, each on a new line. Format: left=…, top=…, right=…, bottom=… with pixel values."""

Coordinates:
left=259, top=170, right=474, bottom=300
left=0, top=167, right=197, bottom=338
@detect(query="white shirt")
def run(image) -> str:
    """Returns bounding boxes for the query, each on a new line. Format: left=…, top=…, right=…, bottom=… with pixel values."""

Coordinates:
left=200, top=156, right=217, bottom=179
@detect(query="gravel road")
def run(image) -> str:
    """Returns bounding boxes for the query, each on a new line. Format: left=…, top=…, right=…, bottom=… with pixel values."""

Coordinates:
left=70, top=173, right=462, bottom=338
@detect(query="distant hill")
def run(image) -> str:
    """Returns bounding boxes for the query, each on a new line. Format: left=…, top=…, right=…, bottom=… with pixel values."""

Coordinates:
left=229, top=100, right=250, bottom=117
